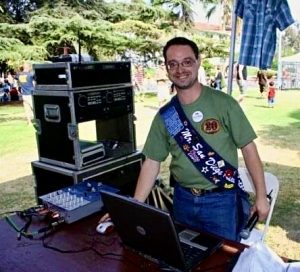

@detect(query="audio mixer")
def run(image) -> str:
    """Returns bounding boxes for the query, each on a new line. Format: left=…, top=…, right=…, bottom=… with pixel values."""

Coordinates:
left=39, top=181, right=119, bottom=223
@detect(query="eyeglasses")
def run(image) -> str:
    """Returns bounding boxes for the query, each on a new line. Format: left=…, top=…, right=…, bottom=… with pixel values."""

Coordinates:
left=166, top=58, right=196, bottom=70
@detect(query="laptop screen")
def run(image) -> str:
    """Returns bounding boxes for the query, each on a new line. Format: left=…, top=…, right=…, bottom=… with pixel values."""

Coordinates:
left=100, top=190, right=222, bottom=271
left=101, top=190, right=186, bottom=269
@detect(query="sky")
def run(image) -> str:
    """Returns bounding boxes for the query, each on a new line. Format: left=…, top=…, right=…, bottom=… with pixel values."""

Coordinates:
left=288, top=0, right=300, bottom=22
left=193, top=0, right=299, bottom=25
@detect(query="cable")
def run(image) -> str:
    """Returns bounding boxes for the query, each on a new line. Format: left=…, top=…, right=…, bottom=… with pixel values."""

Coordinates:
left=91, top=246, right=144, bottom=271
left=0, top=210, right=23, bottom=217
left=287, top=258, right=300, bottom=263
left=18, top=216, right=32, bottom=240
left=5, top=216, right=35, bottom=239
left=42, top=239, right=91, bottom=253
left=41, top=233, right=144, bottom=271
left=5, top=210, right=65, bottom=240
left=4, top=206, right=148, bottom=271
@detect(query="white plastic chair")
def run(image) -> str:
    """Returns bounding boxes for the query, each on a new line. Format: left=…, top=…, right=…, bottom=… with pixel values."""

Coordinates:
left=238, top=167, right=280, bottom=245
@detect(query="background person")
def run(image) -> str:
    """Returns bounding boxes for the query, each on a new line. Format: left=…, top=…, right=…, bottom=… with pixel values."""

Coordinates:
left=133, top=64, right=145, bottom=102
left=198, top=64, right=207, bottom=85
left=100, top=37, right=270, bottom=242
left=2, top=77, right=11, bottom=102
left=267, top=81, right=276, bottom=108
left=155, top=61, right=170, bottom=107
left=169, top=83, right=176, bottom=96
left=236, top=63, right=247, bottom=103
left=207, top=74, right=216, bottom=89
left=16, top=63, right=35, bottom=124
left=256, top=70, right=268, bottom=97
left=214, top=66, right=225, bottom=91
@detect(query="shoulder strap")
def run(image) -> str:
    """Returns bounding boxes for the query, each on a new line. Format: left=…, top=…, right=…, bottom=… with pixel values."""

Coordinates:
left=159, top=96, right=244, bottom=191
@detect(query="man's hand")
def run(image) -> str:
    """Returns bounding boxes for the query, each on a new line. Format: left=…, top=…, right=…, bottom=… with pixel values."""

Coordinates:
left=98, top=213, right=111, bottom=224
left=241, top=142, right=270, bottom=222
left=252, top=196, right=270, bottom=222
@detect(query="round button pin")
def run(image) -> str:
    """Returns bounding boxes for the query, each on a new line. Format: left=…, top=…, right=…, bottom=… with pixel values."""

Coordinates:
left=192, top=111, right=203, bottom=122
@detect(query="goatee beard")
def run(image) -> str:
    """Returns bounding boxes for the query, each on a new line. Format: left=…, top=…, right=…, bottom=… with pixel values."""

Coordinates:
left=174, top=77, right=198, bottom=91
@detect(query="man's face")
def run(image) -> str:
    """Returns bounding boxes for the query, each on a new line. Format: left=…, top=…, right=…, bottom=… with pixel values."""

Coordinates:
left=165, top=45, right=199, bottom=90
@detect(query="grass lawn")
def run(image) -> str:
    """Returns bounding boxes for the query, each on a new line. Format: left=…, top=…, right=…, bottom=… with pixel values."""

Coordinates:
left=0, top=88, right=299, bottom=259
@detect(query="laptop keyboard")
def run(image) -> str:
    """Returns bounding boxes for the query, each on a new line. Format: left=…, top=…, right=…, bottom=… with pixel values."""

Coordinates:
left=180, top=242, right=207, bottom=269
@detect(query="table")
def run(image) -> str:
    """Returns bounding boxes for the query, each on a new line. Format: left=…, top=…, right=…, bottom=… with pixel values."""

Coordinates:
left=0, top=213, right=246, bottom=272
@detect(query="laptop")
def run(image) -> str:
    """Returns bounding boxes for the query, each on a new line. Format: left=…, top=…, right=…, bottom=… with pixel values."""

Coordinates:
left=100, top=190, right=223, bottom=272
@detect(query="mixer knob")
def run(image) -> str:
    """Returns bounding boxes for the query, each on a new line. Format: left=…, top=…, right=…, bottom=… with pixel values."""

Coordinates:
left=78, top=95, right=88, bottom=107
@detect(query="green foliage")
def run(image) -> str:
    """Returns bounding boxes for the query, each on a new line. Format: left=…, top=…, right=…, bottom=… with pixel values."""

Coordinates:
left=246, top=67, right=276, bottom=79
left=105, top=0, right=170, bottom=25
left=0, top=0, right=249, bottom=73
left=266, top=69, right=276, bottom=79
left=193, top=33, right=230, bottom=58
left=0, top=37, right=46, bottom=68
left=271, top=58, right=278, bottom=71
left=152, top=0, right=193, bottom=25
left=201, top=59, right=214, bottom=76
left=245, top=66, right=257, bottom=76
left=282, top=25, right=300, bottom=54
left=145, top=67, right=156, bottom=78
left=0, top=23, right=31, bottom=44
left=0, top=1, right=175, bottom=68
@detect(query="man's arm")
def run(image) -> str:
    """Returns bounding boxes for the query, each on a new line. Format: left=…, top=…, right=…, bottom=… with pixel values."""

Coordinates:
left=134, top=158, right=161, bottom=202
left=241, top=141, right=270, bottom=221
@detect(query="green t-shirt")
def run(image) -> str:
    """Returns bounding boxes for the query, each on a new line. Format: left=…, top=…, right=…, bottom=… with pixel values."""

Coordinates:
left=143, top=86, right=257, bottom=189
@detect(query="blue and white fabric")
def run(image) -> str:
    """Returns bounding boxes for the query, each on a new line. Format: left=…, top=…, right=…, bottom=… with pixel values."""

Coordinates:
left=235, top=0, right=294, bottom=69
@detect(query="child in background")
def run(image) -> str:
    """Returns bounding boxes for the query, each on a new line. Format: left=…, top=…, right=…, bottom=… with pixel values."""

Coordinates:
left=268, top=81, right=276, bottom=108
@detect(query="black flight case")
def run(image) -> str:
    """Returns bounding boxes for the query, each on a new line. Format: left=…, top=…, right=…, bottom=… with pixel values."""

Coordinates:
left=32, top=150, right=145, bottom=200
left=32, top=61, right=136, bottom=170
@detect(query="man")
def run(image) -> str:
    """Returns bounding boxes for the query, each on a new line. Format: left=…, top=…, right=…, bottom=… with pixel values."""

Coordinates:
left=155, top=61, right=170, bottom=107
left=133, top=63, right=145, bottom=102
left=236, top=63, right=247, bottom=103
left=17, top=63, right=35, bottom=124
left=214, top=65, right=225, bottom=91
left=102, top=37, right=270, bottom=241
left=257, top=70, right=268, bottom=97
left=198, top=65, right=207, bottom=85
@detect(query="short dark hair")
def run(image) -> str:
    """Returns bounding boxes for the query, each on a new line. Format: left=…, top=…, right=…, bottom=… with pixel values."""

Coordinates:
left=269, top=81, right=274, bottom=86
left=163, top=37, right=199, bottom=62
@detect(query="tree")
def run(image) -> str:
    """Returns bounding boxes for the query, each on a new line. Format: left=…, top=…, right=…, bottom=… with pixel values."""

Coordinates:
left=0, top=0, right=45, bottom=22
left=152, top=0, right=193, bottom=27
left=282, top=24, right=300, bottom=55
left=192, top=33, right=230, bottom=58
left=202, top=0, right=233, bottom=31
left=0, top=2, right=168, bottom=63
left=0, top=37, right=47, bottom=69
left=0, top=0, right=232, bottom=71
